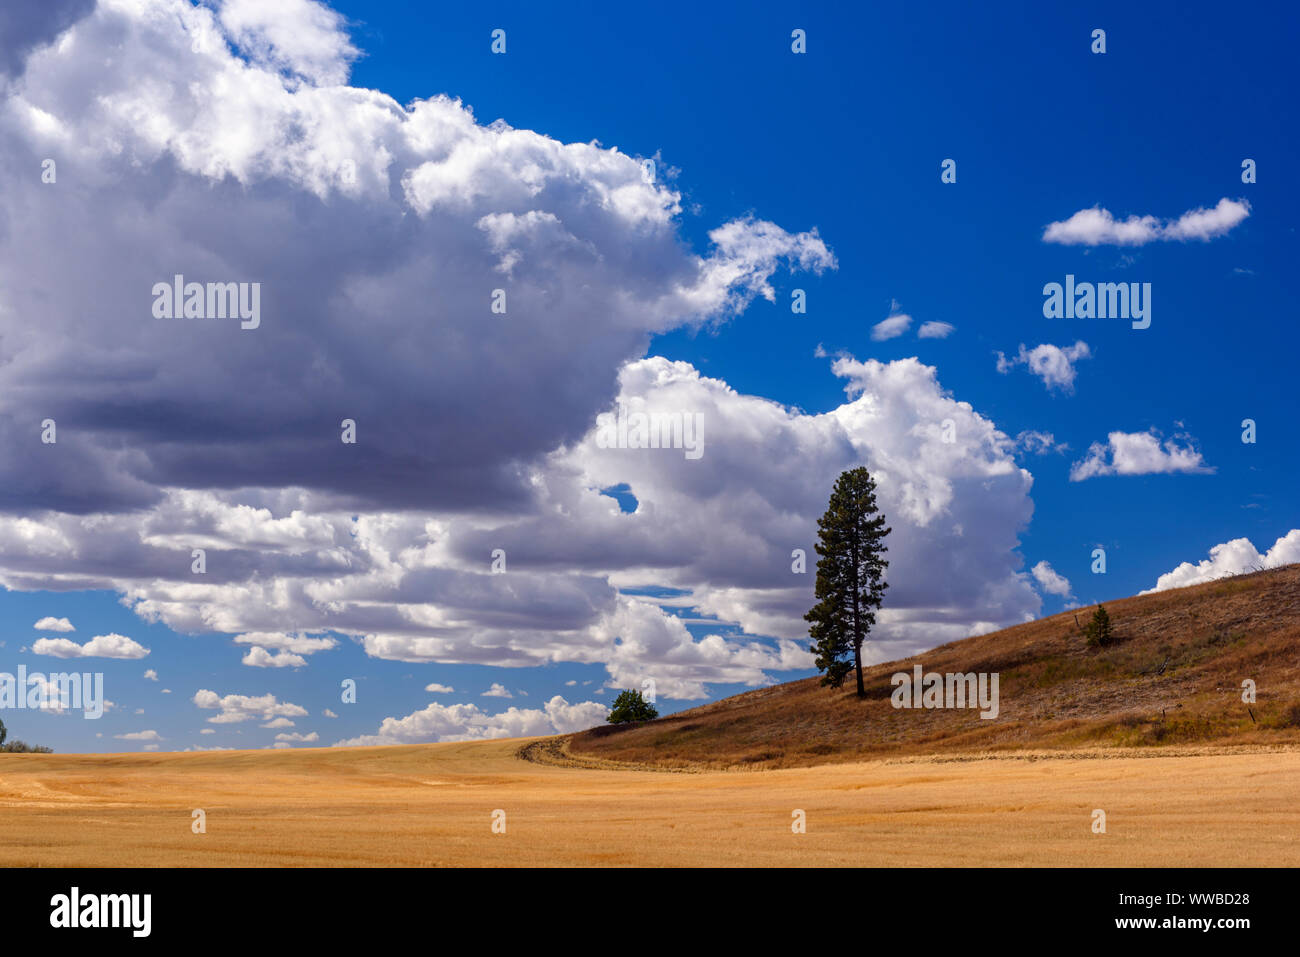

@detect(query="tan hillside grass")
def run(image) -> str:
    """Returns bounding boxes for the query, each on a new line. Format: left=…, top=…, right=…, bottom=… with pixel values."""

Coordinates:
left=571, top=564, right=1300, bottom=769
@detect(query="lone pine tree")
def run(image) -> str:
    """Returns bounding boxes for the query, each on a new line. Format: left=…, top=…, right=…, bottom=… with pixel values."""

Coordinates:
left=805, top=467, right=891, bottom=697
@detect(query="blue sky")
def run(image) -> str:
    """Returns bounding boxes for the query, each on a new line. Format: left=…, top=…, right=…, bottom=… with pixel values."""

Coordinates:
left=0, top=0, right=1296, bottom=753
left=335, top=0, right=1296, bottom=579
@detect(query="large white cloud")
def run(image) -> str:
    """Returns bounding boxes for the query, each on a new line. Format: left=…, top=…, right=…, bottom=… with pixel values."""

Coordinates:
left=489, top=354, right=1041, bottom=666
left=0, top=0, right=832, bottom=515
left=1144, top=529, right=1300, bottom=593
left=0, top=0, right=1044, bottom=701
left=0, top=351, right=1043, bottom=697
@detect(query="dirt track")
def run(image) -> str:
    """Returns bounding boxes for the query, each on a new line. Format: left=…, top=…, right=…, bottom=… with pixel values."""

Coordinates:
left=2, top=739, right=1298, bottom=866
left=516, top=735, right=699, bottom=772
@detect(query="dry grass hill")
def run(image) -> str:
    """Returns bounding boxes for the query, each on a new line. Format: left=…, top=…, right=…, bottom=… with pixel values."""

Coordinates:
left=569, top=564, right=1300, bottom=769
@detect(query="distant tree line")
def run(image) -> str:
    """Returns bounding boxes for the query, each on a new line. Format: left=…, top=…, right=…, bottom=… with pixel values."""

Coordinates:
left=0, top=717, right=54, bottom=753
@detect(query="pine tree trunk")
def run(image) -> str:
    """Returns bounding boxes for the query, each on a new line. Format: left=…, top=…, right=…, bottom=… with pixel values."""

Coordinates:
left=852, top=533, right=864, bottom=697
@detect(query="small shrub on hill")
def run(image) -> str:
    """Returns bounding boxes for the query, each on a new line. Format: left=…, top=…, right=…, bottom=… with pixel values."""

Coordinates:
left=607, top=689, right=659, bottom=724
left=1084, top=605, right=1114, bottom=648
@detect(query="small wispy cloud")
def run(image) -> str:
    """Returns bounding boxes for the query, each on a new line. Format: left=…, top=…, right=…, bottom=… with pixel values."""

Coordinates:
left=274, top=731, right=319, bottom=743
left=871, top=313, right=911, bottom=341
left=1014, top=430, right=1068, bottom=455
left=996, top=341, right=1091, bottom=393
left=917, top=321, right=955, bottom=339
left=1043, top=198, right=1249, bottom=246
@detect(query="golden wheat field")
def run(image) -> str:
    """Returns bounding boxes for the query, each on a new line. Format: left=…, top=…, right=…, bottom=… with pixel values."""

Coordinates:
left=2, top=739, right=1298, bottom=867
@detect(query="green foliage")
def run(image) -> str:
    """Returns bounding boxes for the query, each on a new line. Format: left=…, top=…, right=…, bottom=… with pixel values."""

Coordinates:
left=607, top=688, right=659, bottom=724
left=0, top=716, right=5, bottom=747
left=1, top=740, right=54, bottom=753
left=805, top=467, right=891, bottom=697
left=1084, top=604, right=1114, bottom=648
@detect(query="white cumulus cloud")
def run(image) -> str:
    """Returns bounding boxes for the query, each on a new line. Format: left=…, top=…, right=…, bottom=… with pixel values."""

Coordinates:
left=31, top=633, right=149, bottom=659
left=1144, top=529, right=1300, bottom=593
left=0, top=0, right=1050, bottom=703
left=194, top=689, right=308, bottom=724
left=336, top=695, right=609, bottom=746
left=1070, top=429, right=1213, bottom=481
left=1043, top=198, right=1249, bottom=246
left=241, top=646, right=308, bottom=668
left=33, top=616, right=74, bottom=632
left=1031, top=560, right=1073, bottom=598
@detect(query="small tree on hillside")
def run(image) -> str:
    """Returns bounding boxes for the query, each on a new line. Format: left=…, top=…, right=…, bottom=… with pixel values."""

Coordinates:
left=0, top=717, right=5, bottom=747
left=805, top=467, right=891, bottom=697
left=607, top=689, right=659, bottom=724
left=1084, top=604, right=1113, bottom=648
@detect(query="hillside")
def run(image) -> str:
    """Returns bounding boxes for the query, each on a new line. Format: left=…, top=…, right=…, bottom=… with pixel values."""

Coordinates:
left=568, top=564, right=1300, bottom=769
